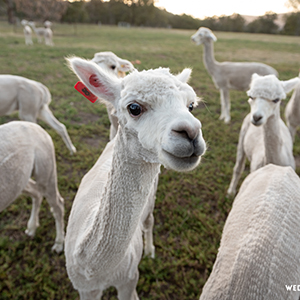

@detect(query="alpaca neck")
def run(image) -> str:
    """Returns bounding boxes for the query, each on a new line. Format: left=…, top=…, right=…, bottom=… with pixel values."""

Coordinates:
left=263, top=111, right=283, bottom=165
left=76, top=126, right=160, bottom=276
left=203, top=39, right=218, bottom=76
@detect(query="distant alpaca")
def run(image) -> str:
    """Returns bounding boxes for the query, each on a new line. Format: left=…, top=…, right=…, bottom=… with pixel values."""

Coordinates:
left=200, top=164, right=300, bottom=300
left=21, top=19, right=33, bottom=45
left=191, top=27, right=278, bottom=123
left=0, top=121, right=64, bottom=253
left=28, top=21, right=54, bottom=46
left=285, top=73, right=300, bottom=140
left=92, top=51, right=134, bottom=140
left=65, top=57, right=206, bottom=299
left=0, top=75, right=76, bottom=155
left=227, top=73, right=299, bottom=196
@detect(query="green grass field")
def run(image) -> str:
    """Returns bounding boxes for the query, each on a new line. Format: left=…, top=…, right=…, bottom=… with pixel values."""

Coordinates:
left=1, top=22, right=300, bottom=299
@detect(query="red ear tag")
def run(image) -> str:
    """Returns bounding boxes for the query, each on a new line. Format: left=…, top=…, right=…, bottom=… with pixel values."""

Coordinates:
left=74, top=81, right=98, bottom=103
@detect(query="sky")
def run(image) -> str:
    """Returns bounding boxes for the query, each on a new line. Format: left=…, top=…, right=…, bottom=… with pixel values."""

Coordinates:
left=154, top=0, right=293, bottom=19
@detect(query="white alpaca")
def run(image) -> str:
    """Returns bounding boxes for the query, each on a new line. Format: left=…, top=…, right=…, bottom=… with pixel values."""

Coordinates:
left=65, top=57, right=206, bottom=299
left=227, top=73, right=299, bottom=196
left=21, top=19, right=33, bottom=45
left=91, top=51, right=134, bottom=140
left=285, top=73, right=300, bottom=141
left=0, top=75, right=76, bottom=155
left=28, top=21, right=53, bottom=46
left=200, top=164, right=300, bottom=300
left=0, top=121, right=65, bottom=253
left=191, top=27, right=278, bottom=123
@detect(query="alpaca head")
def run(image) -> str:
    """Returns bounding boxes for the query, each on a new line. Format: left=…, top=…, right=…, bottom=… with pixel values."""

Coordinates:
left=68, top=57, right=206, bottom=172
left=44, top=20, right=52, bottom=28
left=191, top=27, right=217, bottom=45
left=247, top=73, right=300, bottom=126
left=21, top=19, right=28, bottom=26
left=92, top=52, right=134, bottom=78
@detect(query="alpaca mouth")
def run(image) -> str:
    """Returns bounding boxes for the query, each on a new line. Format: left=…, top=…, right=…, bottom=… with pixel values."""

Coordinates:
left=162, top=149, right=200, bottom=164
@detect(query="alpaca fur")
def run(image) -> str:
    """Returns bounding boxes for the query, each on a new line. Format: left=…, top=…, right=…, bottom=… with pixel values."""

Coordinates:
left=21, top=19, right=33, bottom=45
left=0, top=121, right=64, bottom=253
left=65, top=57, right=206, bottom=299
left=200, top=164, right=300, bottom=300
left=191, top=27, right=278, bottom=123
left=0, top=75, right=76, bottom=155
left=285, top=73, right=300, bottom=141
left=93, top=51, right=158, bottom=259
left=92, top=51, right=134, bottom=140
left=227, top=74, right=299, bottom=196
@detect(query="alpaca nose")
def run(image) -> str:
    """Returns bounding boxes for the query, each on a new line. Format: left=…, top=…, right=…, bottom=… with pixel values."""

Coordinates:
left=171, top=122, right=200, bottom=141
left=253, top=114, right=263, bottom=123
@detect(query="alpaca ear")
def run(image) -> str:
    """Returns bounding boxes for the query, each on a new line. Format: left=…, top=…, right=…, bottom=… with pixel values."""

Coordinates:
left=177, top=68, right=192, bottom=83
left=251, top=73, right=260, bottom=81
left=118, top=59, right=134, bottom=72
left=208, top=31, right=217, bottom=41
left=281, top=77, right=300, bottom=94
left=67, top=57, right=122, bottom=105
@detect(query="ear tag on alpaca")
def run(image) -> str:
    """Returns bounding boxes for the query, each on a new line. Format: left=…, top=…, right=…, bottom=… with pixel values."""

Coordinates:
left=74, top=81, right=98, bottom=103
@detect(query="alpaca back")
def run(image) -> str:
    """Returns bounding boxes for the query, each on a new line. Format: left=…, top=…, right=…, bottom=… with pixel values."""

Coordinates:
left=200, top=164, right=300, bottom=300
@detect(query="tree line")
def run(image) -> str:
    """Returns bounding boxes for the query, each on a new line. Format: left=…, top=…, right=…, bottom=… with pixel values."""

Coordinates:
left=1, top=0, right=300, bottom=35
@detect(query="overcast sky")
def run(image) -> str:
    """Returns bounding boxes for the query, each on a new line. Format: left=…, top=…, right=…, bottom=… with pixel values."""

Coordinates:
left=154, top=0, right=293, bottom=19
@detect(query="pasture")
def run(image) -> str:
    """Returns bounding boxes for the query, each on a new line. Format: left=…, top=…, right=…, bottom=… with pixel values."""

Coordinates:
left=1, top=22, right=300, bottom=299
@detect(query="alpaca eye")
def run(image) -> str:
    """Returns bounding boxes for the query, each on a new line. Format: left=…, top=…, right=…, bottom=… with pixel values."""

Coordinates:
left=111, top=65, right=116, bottom=70
left=188, top=102, right=194, bottom=112
left=128, top=103, right=142, bottom=117
left=272, top=98, right=280, bottom=103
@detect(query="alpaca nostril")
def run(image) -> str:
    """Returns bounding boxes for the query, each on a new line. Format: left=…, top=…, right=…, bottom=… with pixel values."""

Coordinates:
left=172, top=129, right=190, bottom=140
left=253, top=114, right=263, bottom=123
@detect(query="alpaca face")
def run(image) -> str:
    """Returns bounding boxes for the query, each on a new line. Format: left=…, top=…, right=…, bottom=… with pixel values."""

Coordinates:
left=92, top=52, right=134, bottom=78
left=247, top=73, right=300, bottom=126
left=248, top=96, right=280, bottom=126
left=119, top=68, right=206, bottom=171
left=191, top=27, right=217, bottom=45
left=68, top=57, right=206, bottom=172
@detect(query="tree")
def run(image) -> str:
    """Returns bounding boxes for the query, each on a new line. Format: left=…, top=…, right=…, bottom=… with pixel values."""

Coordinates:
left=283, top=12, right=300, bottom=35
left=286, top=0, right=300, bottom=10
left=13, top=0, right=68, bottom=22
left=3, top=0, right=15, bottom=23
left=246, top=11, right=279, bottom=34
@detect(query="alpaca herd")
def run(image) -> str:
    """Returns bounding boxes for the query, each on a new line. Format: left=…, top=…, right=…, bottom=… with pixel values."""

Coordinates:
left=21, top=19, right=54, bottom=46
left=2, top=25, right=300, bottom=299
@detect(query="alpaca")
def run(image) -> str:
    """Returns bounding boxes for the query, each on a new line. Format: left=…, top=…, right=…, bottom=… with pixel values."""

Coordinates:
left=200, top=164, right=300, bottom=300
left=191, top=27, right=278, bottom=123
left=21, top=19, right=33, bottom=45
left=227, top=73, right=299, bottom=196
left=0, top=121, right=64, bottom=253
left=65, top=57, right=206, bottom=299
left=91, top=51, right=134, bottom=140
left=285, top=73, right=300, bottom=141
left=28, top=21, right=53, bottom=46
left=0, top=75, right=76, bottom=155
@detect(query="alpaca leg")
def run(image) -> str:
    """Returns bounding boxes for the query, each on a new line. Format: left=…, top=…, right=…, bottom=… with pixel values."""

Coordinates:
left=143, top=212, right=155, bottom=258
left=78, top=289, right=103, bottom=300
left=227, top=148, right=246, bottom=196
left=23, top=179, right=43, bottom=237
left=116, top=271, right=139, bottom=300
left=39, top=104, right=76, bottom=154
left=46, top=192, right=65, bottom=253
left=220, top=89, right=230, bottom=124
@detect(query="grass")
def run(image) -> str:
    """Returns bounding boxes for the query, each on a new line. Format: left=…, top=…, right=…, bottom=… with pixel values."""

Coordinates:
left=1, top=22, right=300, bottom=299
